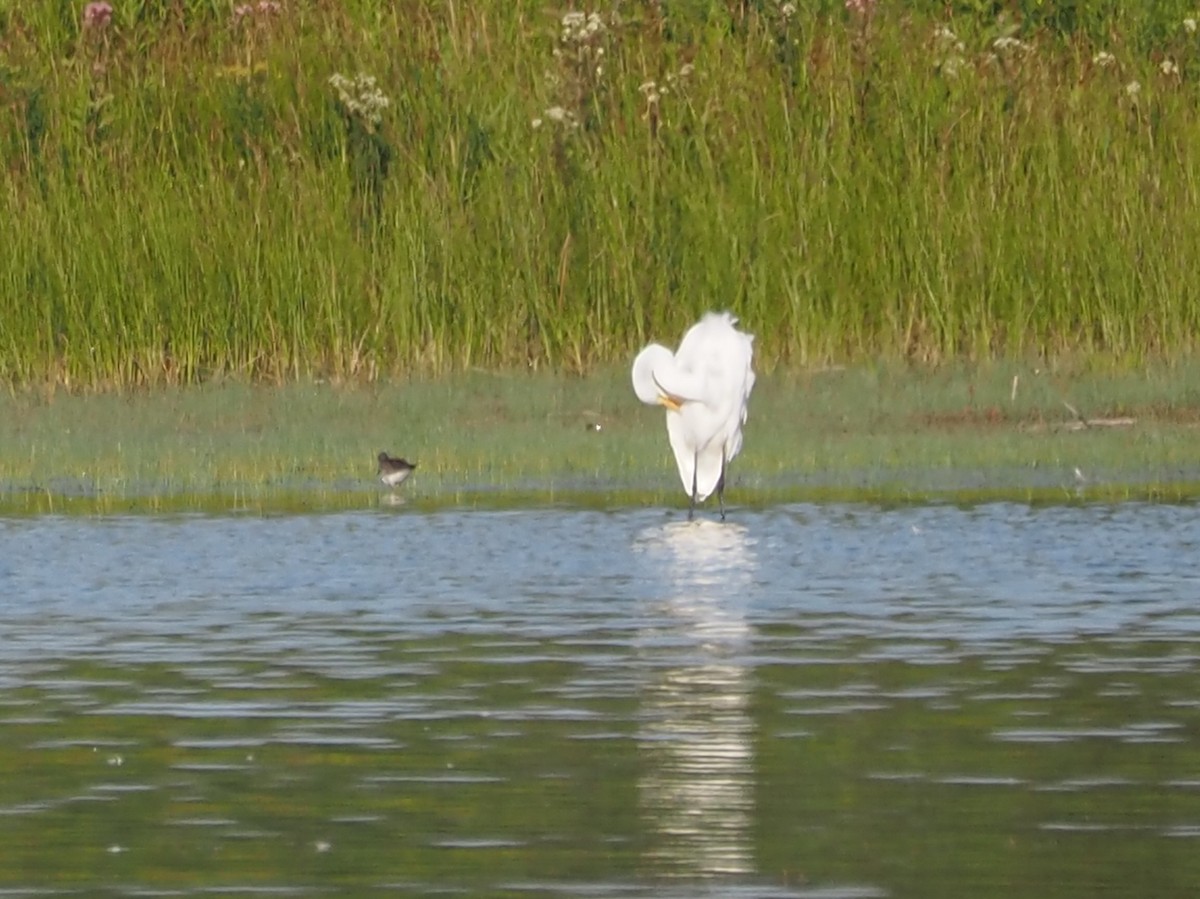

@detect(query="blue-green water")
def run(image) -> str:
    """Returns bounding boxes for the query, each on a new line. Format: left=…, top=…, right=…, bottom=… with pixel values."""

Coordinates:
left=2, top=503, right=1199, bottom=897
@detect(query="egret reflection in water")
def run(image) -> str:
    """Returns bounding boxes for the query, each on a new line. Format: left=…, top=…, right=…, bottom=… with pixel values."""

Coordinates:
left=634, top=519, right=758, bottom=878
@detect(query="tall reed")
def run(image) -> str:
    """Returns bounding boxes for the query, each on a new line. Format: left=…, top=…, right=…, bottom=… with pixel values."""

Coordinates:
left=3, top=1, right=1200, bottom=388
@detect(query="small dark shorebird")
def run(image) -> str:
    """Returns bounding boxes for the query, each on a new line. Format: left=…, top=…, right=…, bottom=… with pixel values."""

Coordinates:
left=377, top=452, right=417, bottom=489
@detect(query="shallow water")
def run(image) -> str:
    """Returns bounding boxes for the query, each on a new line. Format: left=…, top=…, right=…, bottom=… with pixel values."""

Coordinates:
left=2, top=503, right=1200, bottom=897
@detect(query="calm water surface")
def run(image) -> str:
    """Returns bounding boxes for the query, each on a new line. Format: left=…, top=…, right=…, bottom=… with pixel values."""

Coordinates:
left=2, top=503, right=1200, bottom=897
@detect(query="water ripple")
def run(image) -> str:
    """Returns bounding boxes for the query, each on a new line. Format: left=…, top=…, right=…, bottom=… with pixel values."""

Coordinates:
left=3, top=503, right=1200, bottom=895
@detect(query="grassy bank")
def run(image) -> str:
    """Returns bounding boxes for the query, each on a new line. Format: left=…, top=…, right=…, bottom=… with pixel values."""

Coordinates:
left=2, top=364, right=1199, bottom=514
left=4, top=2, right=1200, bottom=388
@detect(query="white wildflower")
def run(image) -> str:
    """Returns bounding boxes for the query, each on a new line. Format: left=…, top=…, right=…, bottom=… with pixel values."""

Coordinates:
left=933, top=26, right=965, bottom=53
left=1185, top=17, right=1198, bottom=34
left=561, top=10, right=607, bottom=44
left=779, top=1, right=797, bottom=20
left=329, top=72, right=391, bottom=128
left=1160, top=58, right=1179, bottom=76
left=1092, top=51, right=1116, bottom=68
left=666, top=62, right=695, bottom=86
left=1125, top=80, right=1141, bottom=97
left=541, top=105, right=578, bottom=129
left=993, top=36, right=1028, bottom=53
left=932, top=25, right=966, bottom=78
left=638, top=80, right=661, bottom=104
left=589, top=12, right=605, bottom=35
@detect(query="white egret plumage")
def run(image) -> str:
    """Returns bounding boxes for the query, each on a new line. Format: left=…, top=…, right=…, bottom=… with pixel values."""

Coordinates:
left=631, top=312, right=755, bottom=519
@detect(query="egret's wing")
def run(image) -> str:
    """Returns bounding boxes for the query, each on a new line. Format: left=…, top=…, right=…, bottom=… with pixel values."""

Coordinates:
left=708, top=315, right=755, bottom=463
left=665, top=412, right=696, bottom=497
left=691, top=443, right=725, bottom=502
left=725, top=427, right=744, bottom=462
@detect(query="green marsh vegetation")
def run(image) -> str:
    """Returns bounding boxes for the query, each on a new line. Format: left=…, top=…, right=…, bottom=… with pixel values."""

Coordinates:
left=5, top=2, right=1200, bottom=511
left=4, top=1, right=1200, bottom=388
left=3, top=365, right=1199, bottom=513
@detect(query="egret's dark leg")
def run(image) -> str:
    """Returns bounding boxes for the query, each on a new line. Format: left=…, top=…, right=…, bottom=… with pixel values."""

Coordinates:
left=717, top=454, right=728, bottom=521
left=688, top=453, right=698, bottom=521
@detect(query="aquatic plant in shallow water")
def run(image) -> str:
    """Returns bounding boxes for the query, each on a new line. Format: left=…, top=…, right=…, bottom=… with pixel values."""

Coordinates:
left=5, top=363, right=1200, bottom=513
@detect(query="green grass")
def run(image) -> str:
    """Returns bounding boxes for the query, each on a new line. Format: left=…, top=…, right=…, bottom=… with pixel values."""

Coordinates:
left=4, top=3, right=1200, bottom=388
left=3, top=364, right=1199, bottom=514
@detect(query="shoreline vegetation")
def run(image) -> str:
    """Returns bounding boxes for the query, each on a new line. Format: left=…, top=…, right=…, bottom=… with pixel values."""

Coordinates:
left=5, top=2, right=1200, bottom=390
left=3, top=366, right=1200, bottom=514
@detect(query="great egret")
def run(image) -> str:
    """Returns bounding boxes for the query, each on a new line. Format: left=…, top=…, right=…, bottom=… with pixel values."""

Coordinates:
left=377, top=452, right=417, bottom=488
left=631, top=312, right=755, bottom=520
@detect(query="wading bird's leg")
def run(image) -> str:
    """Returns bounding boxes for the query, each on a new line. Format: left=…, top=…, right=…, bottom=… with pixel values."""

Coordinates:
left=717, top=454, right=727, bottom=521
left=689, top=453, right=698, bottom=521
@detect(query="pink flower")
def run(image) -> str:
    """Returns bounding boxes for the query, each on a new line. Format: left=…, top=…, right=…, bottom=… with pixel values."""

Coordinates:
left=235, top=1, right=280, bottom=22
left=83, top=1, right=113, bottom=29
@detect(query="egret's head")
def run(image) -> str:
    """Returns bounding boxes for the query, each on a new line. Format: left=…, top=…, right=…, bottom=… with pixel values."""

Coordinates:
left=632, top=343, right=674, bottom=406
left=654, top=380, right=683, bottom=412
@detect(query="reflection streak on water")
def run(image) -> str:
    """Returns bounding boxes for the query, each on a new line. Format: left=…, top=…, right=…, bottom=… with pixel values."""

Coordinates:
left=2, top=503, right=1200, bottom=895
left=634, top=520, right=757, bottom=878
